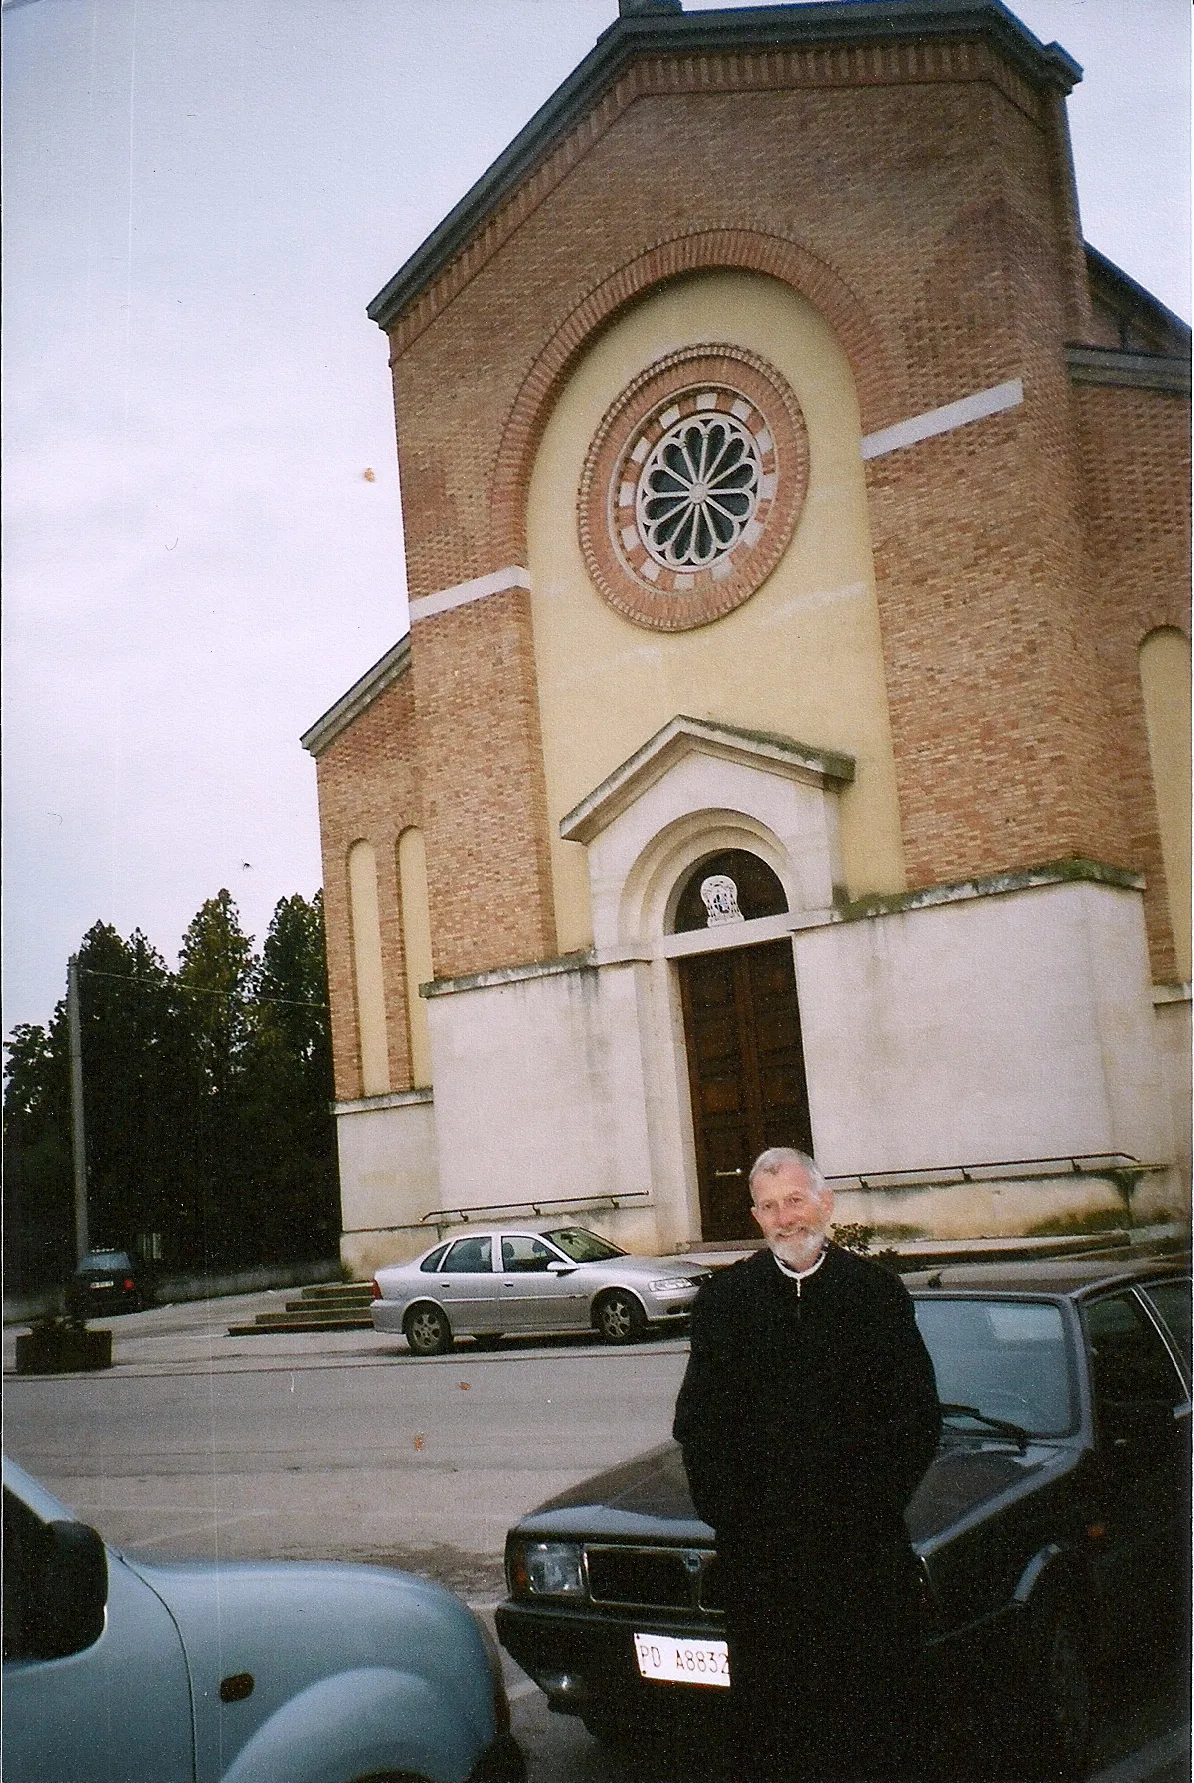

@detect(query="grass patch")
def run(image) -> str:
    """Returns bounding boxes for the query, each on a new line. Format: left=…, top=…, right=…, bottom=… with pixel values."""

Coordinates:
left=1024, top=1207, right=1128, bottom=1238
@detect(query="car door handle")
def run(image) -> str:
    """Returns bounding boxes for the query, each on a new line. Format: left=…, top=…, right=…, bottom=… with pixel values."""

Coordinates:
left=713, top=1169, right=743, bottom=1178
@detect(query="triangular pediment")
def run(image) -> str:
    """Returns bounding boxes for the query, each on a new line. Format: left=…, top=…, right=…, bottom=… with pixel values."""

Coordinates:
left=367, top=3, right=1078, bottom=339
left=559, top=715, right=854, bottom=845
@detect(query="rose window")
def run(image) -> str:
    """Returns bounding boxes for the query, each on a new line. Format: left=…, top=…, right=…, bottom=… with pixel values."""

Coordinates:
left=636, top=413, right=763, bottom=572
left=578, top=346, right=809, bottom=633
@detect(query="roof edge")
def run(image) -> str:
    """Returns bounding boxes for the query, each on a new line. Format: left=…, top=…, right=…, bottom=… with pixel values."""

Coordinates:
left=1083, top=243, right=1193, bottom=350
left=300, top=633, right=412, bottom=758
left=368, top=0, right=1081, bottom=335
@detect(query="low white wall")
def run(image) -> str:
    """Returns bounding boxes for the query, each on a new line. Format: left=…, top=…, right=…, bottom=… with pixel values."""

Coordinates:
left=425, top=961, right=657, bottom=1228
left=336, top=1092, right=439, bottom=1278
left=795, top=879, right=1171, bottom=1179
left=393, top=878, right=1177, bottom=1256
left=1153, top=988, right=1192, bottom=1216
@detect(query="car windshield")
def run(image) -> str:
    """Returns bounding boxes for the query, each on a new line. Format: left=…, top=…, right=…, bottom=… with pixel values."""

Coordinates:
left=542, top=1227, right=626, bottom=1263
left=915, top=1297, right=1077, bottom=1437
left=79, top=1252, right=131, bottom=1272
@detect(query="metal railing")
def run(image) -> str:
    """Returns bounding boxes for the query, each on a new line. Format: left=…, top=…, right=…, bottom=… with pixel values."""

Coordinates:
left=419, top=1190, right=651, bottom=1228
left=827, top=1153, right=1157, bottom=1191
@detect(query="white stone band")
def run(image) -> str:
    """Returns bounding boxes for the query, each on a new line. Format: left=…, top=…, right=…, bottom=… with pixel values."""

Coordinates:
left=408, top=564, right=531, bottom=623
left=861, top=378, right=1024, bottom=461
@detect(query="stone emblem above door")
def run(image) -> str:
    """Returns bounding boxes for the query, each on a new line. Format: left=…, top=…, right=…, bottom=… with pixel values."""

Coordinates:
left=559, top=714, right=854, bottom=954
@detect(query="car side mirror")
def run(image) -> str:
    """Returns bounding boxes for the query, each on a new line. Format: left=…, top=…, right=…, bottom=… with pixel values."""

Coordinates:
left=37, top=1521, right=108, bottom=1658
left=546, top=1260, right=574, bottom=1275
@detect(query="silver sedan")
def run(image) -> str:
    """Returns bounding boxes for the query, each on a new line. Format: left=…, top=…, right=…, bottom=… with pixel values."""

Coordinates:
left=370, top=1226, right=713, bottom=1354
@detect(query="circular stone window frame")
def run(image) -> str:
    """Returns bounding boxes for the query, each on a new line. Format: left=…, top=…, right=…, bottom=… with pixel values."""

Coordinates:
left=578, top=345, right=809, bottom=633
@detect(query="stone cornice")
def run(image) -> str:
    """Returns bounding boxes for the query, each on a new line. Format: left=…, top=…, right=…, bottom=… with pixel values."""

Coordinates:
left=300, top=634, right=411, bottom=758
left=368, top=1, right=1080, bottom=347
left=559, top=714, right=856, bottom=845
left=836, top=856, right=1145, bottom=921
left=1066, top=346, right=1191, bottom=397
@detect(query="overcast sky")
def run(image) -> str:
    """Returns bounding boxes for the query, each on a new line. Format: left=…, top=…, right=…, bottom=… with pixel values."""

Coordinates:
left=3, top=0, right=1189, bottom=1036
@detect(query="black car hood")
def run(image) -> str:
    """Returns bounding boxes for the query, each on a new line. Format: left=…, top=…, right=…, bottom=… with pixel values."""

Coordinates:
left=521, top=1442, right=714, bottom=1545
left=907, top=1438, right=1072, bottom=1548
left=516, top=1438, right=1073, bottom=1552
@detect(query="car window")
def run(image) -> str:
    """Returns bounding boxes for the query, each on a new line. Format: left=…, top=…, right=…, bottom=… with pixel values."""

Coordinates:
left=419, top=1243, right=450, bottom=1273
left=1084, top=1292, right=1185, bottom=1408
left=80, top=1252, right=130, bottom=1272
left=542, top=1227, right=625, bottom=1263
left=914, top=1297, right=1076, bottom=1435
left=1139, top=1279, right=1192, bottom=1373
left=502, top=1235, right=558, bottom=1273
left=442, top=1236, right=493, bottom=1273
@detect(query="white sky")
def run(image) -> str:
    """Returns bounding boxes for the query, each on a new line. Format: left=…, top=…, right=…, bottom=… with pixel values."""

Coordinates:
left=3, top=0, right=1190, bottom=1034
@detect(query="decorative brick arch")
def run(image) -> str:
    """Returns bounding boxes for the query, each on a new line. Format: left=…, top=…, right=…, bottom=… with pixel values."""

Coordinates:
left=488, top=228, right=902, bottom=569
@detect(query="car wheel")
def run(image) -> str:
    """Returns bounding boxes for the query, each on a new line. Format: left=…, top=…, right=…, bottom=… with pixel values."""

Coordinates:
left=594, top=1290, right=647, bottom=1345
left=403, top=1304, right=453, bottom=1357
left=580, top=1705, right=625, bottom=1746
left=1023, top=1594, right=1093, bottom=1780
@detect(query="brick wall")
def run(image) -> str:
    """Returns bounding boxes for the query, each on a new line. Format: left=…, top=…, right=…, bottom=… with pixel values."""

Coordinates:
left=1073, top=382, right=1192, bottom=978
left=382, top=37, right=1135, bottom=975
left=314, top=22, right=1187, bottom=1004
left=314, top=667, right=422, bottom=1101
left=407, top=589, right=557, bottom=980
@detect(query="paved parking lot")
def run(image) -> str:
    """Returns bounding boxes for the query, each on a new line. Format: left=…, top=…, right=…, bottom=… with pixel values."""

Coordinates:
left=4, top=1288, right=690, bottom=1570
left=5, top=1287, right=1188, bottom=1783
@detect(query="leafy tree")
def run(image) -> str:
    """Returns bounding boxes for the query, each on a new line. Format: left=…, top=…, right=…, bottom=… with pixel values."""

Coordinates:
left=178, top=890, right=256, bottom=1096
left=2, top=1021, right=73, bottom=1291
left=174, top=892, right=259, bottom=1266
left=3, top=888, right=340, bottom=1292
left=240, top=893, right=338, bottom=1262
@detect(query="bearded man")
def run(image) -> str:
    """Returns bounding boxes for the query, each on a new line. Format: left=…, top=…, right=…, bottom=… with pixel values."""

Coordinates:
left=673, top=1148, right=941, bottom=1782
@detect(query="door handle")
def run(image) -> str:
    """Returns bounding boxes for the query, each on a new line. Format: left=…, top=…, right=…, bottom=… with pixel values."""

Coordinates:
left=714, top=1169, right=743, bottom=1178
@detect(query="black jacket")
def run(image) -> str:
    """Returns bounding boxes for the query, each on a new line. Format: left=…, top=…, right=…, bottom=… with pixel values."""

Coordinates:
left=673, top=1245, right=941, bottom=1558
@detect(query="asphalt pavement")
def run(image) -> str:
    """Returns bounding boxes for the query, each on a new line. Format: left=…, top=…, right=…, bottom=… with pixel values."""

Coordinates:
left=5, top=1287, right=1188, bottom=1783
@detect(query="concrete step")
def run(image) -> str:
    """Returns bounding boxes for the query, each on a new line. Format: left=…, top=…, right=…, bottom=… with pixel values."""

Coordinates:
left=228, top=1293, right=375, bottom=1336
left=293, top=1282, right=374, bottom=1304
left=282, top=1289, right=373, bottom=1314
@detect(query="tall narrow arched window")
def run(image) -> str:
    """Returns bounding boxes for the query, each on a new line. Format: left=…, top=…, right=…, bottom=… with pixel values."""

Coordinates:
left=1139, top=628, right=1192, bottom=982
left=348, top=839, right=390, bottom=1096
left=397, top=827, right=434, bottom=1088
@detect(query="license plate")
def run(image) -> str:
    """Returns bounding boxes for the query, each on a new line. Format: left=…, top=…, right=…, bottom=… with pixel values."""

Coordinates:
left=634, top=1633, right=730, bottom=1688
left=93, top=1280, right=114, bottom=1290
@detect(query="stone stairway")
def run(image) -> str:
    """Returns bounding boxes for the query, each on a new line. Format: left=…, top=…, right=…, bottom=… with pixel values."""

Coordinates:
left=228, top=1281, right=374, bottom=1336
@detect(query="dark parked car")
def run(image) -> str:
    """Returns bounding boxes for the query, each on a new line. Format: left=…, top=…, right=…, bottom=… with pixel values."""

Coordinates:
left=497, top=1257, right=1191, bottom=1779
left=65, top=1249, right=147, bottom=1318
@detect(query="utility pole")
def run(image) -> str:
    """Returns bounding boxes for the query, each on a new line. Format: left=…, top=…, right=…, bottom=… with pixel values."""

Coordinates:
left=67, top=954, right=89, bottom=1261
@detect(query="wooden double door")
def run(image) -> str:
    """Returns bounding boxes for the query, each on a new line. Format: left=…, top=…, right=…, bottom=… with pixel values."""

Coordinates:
left=679, top=939, right=813, bottom=1241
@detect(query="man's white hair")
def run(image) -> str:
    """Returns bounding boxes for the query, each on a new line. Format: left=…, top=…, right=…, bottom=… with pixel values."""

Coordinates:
left=748, top=1147, right=828, bottom=1198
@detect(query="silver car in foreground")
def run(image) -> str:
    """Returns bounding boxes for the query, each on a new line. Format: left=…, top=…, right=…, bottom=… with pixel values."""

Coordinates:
left=371, top=1227, right=712, bottom=1354
left=3, top=1457, right=524, bottom=1783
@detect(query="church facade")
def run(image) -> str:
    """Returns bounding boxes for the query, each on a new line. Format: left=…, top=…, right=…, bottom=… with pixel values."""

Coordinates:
left=302, top=0, right=1191, bottom=1278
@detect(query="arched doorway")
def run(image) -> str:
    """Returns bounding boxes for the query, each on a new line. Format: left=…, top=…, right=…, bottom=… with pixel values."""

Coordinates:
left=674, top=851, right=813, bottom=1241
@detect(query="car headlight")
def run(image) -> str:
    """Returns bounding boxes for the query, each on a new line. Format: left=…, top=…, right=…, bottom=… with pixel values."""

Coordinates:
left=649, top=1277, right=695, bottom=1292
left=507, top=1540, right=586, bottom=1599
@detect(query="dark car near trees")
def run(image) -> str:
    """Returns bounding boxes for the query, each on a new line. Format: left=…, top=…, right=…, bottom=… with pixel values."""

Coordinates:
left=65, top=1250, right=147, bottom=1318
left=496, top=1258, right=1191, bottom=1780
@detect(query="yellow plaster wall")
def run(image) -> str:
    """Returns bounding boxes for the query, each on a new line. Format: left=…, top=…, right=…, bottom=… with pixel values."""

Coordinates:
left=1139, top=628, right=1193, bottom=983
left=526, top=270, right=906, bottom=952
left=347, top=839, right=391, bottom=1095
left=397, top=826, right=435, bottom=1086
